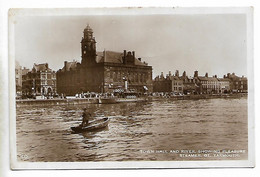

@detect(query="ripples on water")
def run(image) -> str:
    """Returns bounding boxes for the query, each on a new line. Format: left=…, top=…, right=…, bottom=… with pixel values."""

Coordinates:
left=16, top=97, right=248, bottom=162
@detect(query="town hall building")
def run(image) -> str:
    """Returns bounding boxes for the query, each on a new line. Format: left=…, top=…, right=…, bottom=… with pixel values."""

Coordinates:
left=56, top=25, right=153, bottom=95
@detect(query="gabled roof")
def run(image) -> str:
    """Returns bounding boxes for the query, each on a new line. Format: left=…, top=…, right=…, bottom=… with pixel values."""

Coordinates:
left=96, top=51, right=148, bottom=66
left=171, top=76, right=181, bottom=80
left=241, top=77, right=247, bottom=81
left=33, top=63, right=50, bottom=72
left=61, top=61, right=79, bottom=72
left=96, top=51, right=123, bottom=64
left=198, top=76, right=218, bottom=81
left=218, top=78, right=231, bottom=82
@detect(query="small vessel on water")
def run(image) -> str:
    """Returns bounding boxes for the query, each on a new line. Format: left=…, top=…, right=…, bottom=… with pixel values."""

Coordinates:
left=98, top=97, right=117, bottom=104
left=71, top=117, right=109, bottom=133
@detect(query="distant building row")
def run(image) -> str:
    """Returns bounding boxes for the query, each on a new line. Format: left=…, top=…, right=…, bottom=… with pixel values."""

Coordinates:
left=16, top=61, right=248, bottom=97
left=153, top=70, right=247, bottom=94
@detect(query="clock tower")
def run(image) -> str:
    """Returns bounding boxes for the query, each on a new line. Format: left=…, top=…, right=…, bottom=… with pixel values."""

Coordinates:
left=81, top=24, right=96, bottom=66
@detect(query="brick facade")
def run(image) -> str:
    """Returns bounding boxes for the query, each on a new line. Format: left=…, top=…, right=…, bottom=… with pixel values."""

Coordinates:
left=22, top=63, right=56, bottom=96
left=56, top=25, right=153, bottom=96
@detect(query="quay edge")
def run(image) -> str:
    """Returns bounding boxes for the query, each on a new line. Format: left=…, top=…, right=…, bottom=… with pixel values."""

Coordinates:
left=15, top=93, right=247, bottom=107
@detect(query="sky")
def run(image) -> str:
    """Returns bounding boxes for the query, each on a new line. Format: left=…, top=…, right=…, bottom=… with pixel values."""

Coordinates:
left=15, top=14, right=247, bottom=78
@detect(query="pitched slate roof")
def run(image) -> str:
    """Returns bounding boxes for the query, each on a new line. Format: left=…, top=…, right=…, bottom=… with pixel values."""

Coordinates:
left=33, top=63, right=50, bottom=72
left=96, top=51, right=123, bottom=63
left=218, top=78, right=231, bottom=82
left=241, top=77, right=247, bottom=81
left=198, top=76, right=218, bottom=81
left=96, top=51, right=148, bottom=66
left=61, top=61, right=79, bottom=72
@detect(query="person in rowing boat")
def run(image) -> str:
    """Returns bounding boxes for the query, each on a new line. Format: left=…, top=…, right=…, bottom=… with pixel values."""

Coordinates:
left=81, top=108, right=91, bottom=127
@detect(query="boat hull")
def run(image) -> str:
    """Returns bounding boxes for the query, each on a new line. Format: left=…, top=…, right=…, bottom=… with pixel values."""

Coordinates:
left=116, top=97, right=148, bottom=103
left=98, top=98, right=117, bottom=104
left=71, top=117, right=109, bottom=133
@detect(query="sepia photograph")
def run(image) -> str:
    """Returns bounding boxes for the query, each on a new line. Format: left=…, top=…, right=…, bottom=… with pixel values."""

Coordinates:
left=9, top=7, right=254, bottom=169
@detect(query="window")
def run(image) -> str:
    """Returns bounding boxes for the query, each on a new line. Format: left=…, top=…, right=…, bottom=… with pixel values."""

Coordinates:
left=113, top=72, right=116, bottom=80
left=135, top=73, right=138, bottom=82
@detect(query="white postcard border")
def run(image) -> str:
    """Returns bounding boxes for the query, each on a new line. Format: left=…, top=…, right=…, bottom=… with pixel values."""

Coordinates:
left=9, top=7, right=254, bottom=169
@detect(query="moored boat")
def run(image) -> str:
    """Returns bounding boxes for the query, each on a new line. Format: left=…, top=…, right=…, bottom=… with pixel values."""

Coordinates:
left=71, top=117, right=109, bottom=133
left=116, top=97, right=148, bottom=103
left=98, top=97, right=117, bottom=104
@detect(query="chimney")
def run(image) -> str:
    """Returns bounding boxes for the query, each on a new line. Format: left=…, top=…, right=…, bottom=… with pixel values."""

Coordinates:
left=138, top=58, right=141, bottom=61
left=194, top=71, right=198, bottom=78
left=169, top=71, right=172, bottom=76
left=123, top=50, right=126, bottom=64
left=183, top=71, right=186, bottom=77
left=45, top=63, right=48, bottom=69
left=205, top=73, right=208, bottom=77
left=223, top=75, right=226, bottom=78
left=132, top=51, right=135, bottom=59
left=227, top=73, right=230, bottom=78
left=215, top=75, right=217, bottom=78
left=160, top=72, right=164, bottom=78
left=64, top=61, right=67, bottom=71
left=175, top=70, right=179, bottom=77
left=103, top=49, right=106, bottom=62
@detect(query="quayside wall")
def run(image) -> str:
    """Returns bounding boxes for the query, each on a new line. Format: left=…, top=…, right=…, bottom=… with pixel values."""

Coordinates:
left=16, top=98, right=99, bottom=107
left=16, top=93, right=247, bottom=107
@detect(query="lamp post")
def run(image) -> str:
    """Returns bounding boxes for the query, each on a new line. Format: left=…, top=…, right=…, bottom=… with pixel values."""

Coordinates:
left=123, top=76, right=128, bottom=91
left=32, top=79, right=36, bottom=96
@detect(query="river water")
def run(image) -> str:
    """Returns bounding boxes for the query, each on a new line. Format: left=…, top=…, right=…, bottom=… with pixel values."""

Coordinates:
left=16, top=97, right=248, bottom=162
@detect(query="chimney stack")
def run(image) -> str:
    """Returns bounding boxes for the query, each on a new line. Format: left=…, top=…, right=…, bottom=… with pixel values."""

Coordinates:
left=64, top=61, right=67, bottom=71
left=160, top=72, right=164, bottom=78
left=175, top=70, right=179, bottom=77
left=227, top=73, right=230, bottom=78
left=205, top=73, right=208, bottom=78
left=123, top=50, right=127, bottom=64
left=194, top=71, right=198, bottom=78
left=103, top=49, right=106, bottom=62
left=183, top=71, right=186, bottom=78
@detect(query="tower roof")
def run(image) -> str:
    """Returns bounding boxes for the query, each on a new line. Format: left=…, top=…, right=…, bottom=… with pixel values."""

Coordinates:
left=84, top=24, right=93, bottom=33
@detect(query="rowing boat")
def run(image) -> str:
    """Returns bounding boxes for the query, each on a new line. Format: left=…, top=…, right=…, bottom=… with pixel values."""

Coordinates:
left=71, top=117, right=109, bottom=133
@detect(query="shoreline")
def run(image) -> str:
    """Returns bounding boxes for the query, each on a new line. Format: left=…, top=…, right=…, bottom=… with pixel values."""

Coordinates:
left=16, top=93, right=247, bottom=107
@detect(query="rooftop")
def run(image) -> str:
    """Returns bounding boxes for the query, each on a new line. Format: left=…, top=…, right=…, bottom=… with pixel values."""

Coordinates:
left=197, top=76, right=219, bottom=81
left=96, top=50, right=148, bottom=66
left=32, top=63, right=51, bottom=72
left=61, top=61, right=79, bottom=72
